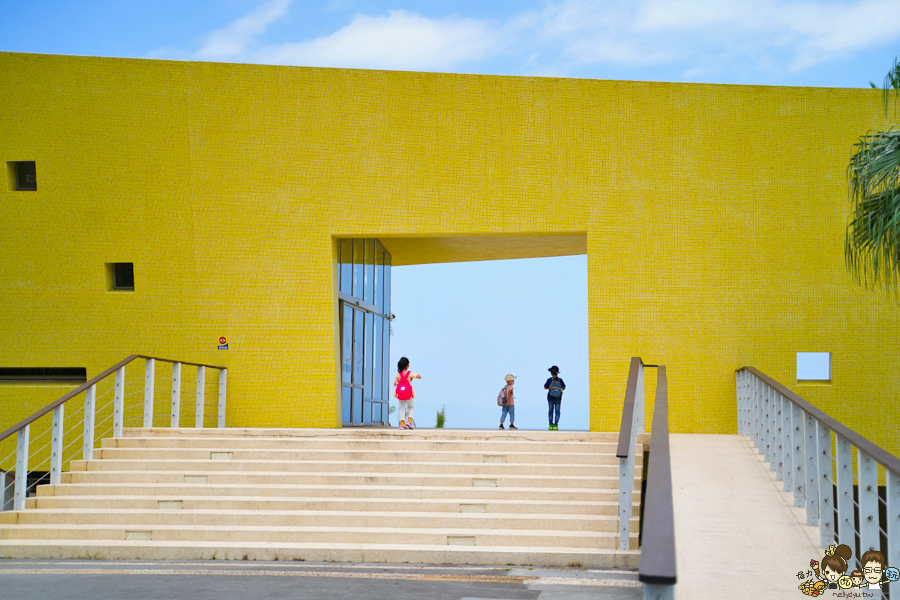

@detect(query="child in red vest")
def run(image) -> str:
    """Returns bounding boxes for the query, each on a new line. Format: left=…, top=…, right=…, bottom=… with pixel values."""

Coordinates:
left=394, top=356, right=422, bottom=429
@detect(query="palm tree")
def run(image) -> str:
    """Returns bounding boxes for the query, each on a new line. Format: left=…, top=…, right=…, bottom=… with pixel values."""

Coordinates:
left=845, top=58, right=900, bottom=291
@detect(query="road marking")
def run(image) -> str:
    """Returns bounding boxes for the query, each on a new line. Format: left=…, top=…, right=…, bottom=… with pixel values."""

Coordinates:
left=0, top=567, right=643, bottom=587
left=0, top=561, right=637, bottom=575
left=0, top=568, right=528, bottom=584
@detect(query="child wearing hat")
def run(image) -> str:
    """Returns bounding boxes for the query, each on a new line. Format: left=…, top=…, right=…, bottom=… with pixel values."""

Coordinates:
left=499, top=374, right=517, bottom=430
left=544, top=366, right=566, bottom=430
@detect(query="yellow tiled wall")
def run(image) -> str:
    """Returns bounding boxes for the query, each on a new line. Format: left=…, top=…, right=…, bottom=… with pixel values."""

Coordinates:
left=1, top=52, right=897, bottom=466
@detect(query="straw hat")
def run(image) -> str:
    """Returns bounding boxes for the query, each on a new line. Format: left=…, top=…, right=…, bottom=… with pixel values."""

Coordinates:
left=504, top=374, right=517, bottom=382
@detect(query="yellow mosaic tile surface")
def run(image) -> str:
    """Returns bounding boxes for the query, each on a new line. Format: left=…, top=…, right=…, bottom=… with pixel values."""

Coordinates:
left=0, top=52, right=897, bottom=468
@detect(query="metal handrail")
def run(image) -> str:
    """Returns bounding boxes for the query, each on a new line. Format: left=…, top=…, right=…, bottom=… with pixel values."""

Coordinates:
left=742, top=366, right=900, bottom=476
left=737, top=367, right=900, bottom=599
left=615, top=357, right=644, bottom=553
left=616, top=357, right=643, bottom=459
left=0, top=355, right=225, bottom=444
left=0, top=354, right=227, bottom=512
left=639, top=366, right=677, bottom=591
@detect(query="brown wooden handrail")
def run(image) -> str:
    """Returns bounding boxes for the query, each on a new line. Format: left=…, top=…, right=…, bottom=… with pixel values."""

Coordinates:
left=639, top=366, right=677, bottom=586
left=616, top=357, right=643, bottom=459
left=740, top=366, right=900, bottom=477
left=0, top=355, right=226, bottom=444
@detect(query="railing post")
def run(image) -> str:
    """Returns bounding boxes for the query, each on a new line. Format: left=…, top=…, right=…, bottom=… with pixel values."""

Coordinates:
left=857, top=449, right=879, bottom=558
left=792, top=403, right=804, bottom=507
left=218, top=368, right=227, bottom=428
left=113, top=366, right=125, bottom=438
left=14, top=425, right=29, bottom=511
left=768, top=385, right=776, bottom=467
left=619, top=453, right=634, bottom=551
left=144, top=358, right=155, bottom=428
left=760, top=379, right=768, bottom=456
left=775, top=392, right=783, bottom=480
left=817, top=422, right=835, bottom=548
left=744, top=371, right=751, bottom=436
left=744, top=371, right=751, bottom=435
left=619, top=361, right=643, bottom=551
left=761, top=382, right=769, bottom=457
left=83, top=383, right=96, bottom=460
left=835, top=434, right=854, bottom=547
left=50, top=404, right=64, bottom=485
left=887, top=469, right=900, bottom=600
left=735, top=371, right=741, bottom=434
left=805, top=413, right=818, bottom=526
left=643, top=583, right=674, bottom=600
left=170, top=361, right=181, bottom=428
left=635, top=363, right=645, bottom=435
left=741, top=370, right=748, bottom=435
left=195, top=365, right=205, bottom=428
left=782, top=395, right=791, bottom=490
left=744, top=370, right=756, bottom=446
left=754, top=375, right=762, bottom=451
left=1, top=470, right=7, bottom=511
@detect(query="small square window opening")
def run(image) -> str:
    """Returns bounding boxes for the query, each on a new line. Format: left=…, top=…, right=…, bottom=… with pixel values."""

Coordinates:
left=797, top=352, right=831, bottom=382
left=6, top=161, right=37, bottom=191
left=106, top=263, right=134, bottom=291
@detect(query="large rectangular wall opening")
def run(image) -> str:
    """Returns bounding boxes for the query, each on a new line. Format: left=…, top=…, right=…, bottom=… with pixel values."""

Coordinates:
left=376, top=234, right=588, bottom=431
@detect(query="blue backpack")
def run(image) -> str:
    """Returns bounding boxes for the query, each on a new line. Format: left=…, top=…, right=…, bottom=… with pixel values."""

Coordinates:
left=548, top=377, right=563, bottom=399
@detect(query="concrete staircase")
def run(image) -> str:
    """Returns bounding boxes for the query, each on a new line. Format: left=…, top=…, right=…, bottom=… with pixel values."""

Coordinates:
left=0, top=428, right=644, bottom=567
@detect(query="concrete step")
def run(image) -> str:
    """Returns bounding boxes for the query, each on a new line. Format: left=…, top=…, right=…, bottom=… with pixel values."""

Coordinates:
left=105, top=436, right=642, bottom=455
left=36, top=483, right=626, bottom=503
left=0, top=523, right=638, bottom=549
left=95, top=446, right=634, bottom=466
left=0, top=539, right=641, bottom=568
left=68, top=458, right=620, bottom=477
left=1, top=508, right=638, bottom=533
left=60, top=470, right=638, bottom=490
left=122, top=428, right=648, bottom=445
left=0, top=427, right=646, bottom=568
left=25, top=494, right=632, bottom=516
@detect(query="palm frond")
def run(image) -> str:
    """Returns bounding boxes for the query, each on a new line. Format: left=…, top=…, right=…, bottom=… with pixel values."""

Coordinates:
left=846, top=127, right=900, bottom=289
left=883, top=57, right=900, bottom=114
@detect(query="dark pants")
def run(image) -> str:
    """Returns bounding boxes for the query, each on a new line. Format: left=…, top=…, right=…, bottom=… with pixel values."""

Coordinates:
left=548, top=400, right=561, bottom=425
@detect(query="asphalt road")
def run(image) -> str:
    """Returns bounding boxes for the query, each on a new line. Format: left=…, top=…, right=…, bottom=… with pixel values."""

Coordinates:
left=0, top=559, right=643, bottom=600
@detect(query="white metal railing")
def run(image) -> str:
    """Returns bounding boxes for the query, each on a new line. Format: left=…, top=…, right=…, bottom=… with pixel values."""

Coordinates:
left=616, top=357, right=676, bottom=600
left=737, top=367, right=900, bottom=598
left=0, top=355, right=226, bottom=512
left=616, top=357, right=645, bottom=551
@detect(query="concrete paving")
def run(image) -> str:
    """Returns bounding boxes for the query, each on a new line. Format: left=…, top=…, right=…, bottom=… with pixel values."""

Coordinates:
left=670, top=434, right=822, bottom=600
left=0, top=559, right=642, bottom=600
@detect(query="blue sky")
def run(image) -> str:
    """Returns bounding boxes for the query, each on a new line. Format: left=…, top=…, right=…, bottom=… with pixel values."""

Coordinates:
left=3, top=1, right=899, bottom=429
left=3, top=1, right=900, bottom=86
left=391, top=256, right=589, bottom=431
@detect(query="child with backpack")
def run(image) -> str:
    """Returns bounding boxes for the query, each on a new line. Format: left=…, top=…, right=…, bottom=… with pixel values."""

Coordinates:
left=394, top=357, right=421, bottom=429
left=544, top=366, right=566, bottom=430
left=498, top=374, right=517, bottom=430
